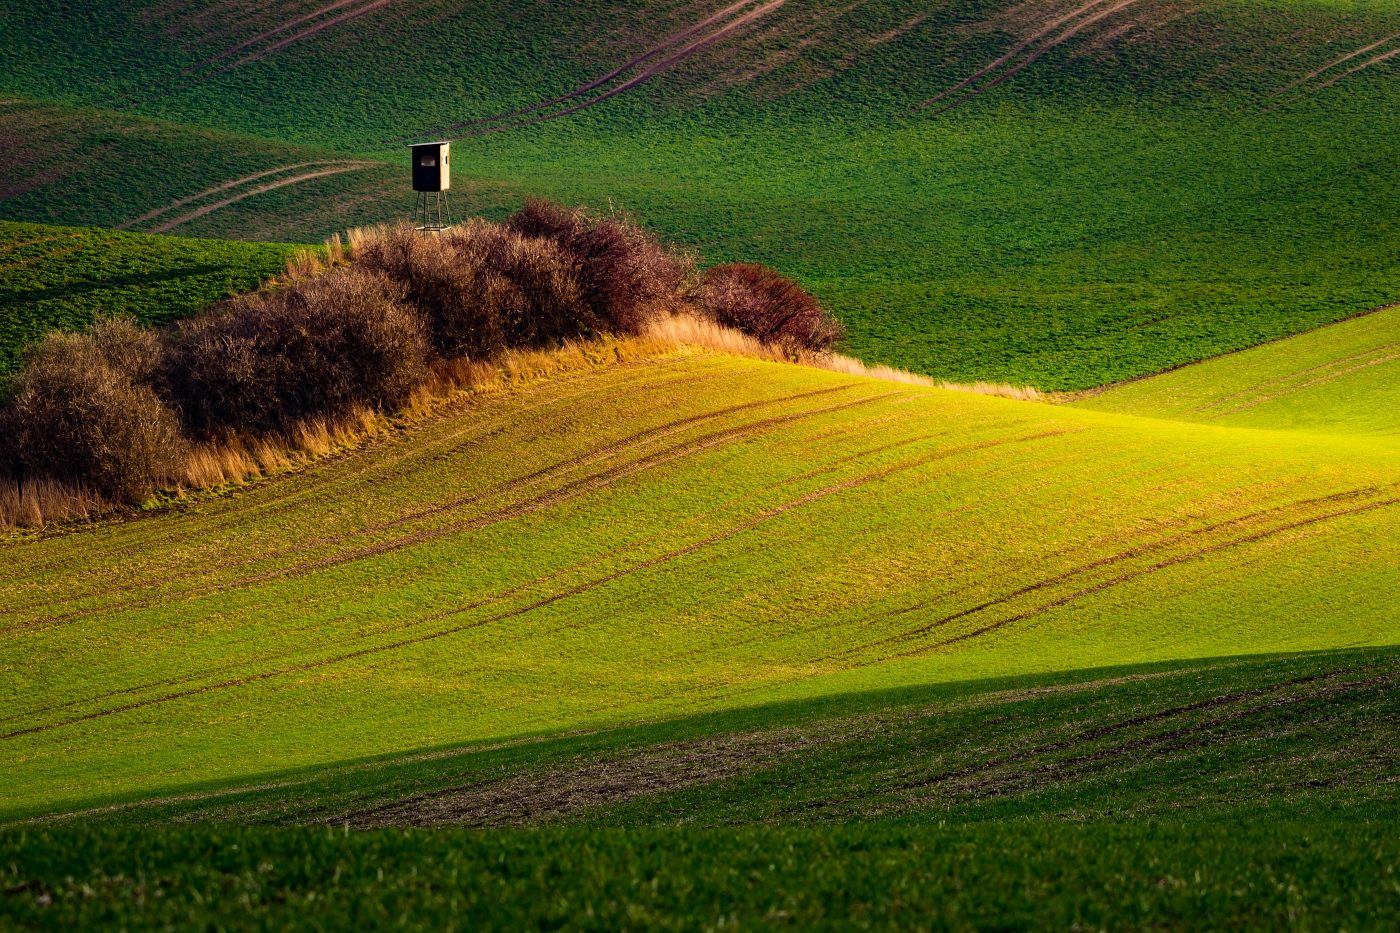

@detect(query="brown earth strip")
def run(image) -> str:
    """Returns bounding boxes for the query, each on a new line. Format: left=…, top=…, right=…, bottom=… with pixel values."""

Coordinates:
left=148, top=164, right=376, bottom=232
left=115, top=163, right=325, bottom=230
left=346, top=726, right=840, bottom=828
left=414, top=0, right=763, bottom=141
left=913, top=0, right=1109, bottom=111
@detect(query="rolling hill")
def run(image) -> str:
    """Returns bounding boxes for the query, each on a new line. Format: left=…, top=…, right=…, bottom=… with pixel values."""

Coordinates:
left=5, top=345, right=1397, bottom=818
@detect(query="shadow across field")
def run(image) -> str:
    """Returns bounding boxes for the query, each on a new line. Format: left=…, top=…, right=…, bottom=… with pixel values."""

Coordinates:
left=30, top=646, right=1398, bottom=831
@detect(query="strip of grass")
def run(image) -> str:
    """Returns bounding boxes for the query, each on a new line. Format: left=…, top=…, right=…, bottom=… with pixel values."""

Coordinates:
left=7, top=647, right=1398, bottom=931
left=3, top=351, right=1397, bottom=817
left=5, top=812, right=1399, bottom=931
left=0, top=220, right=299, bottom=375
left=1071, top=304, right=1400, bottom=434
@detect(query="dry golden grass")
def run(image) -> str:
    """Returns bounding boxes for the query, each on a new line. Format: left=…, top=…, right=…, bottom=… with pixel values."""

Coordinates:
left=645, top=314, right=1046, bottom=401
left=0, top=477, right=112, bottom=531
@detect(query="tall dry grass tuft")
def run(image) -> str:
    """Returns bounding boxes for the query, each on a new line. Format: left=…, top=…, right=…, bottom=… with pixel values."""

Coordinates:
left=0, top=477, right=111, bottom=532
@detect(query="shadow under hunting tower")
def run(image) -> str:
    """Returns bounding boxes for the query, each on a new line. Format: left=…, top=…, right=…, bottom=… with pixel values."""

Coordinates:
left=410, top=141, right=451, bottom=234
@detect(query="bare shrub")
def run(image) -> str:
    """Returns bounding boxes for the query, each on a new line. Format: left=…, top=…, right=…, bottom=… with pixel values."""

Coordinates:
left=167, top=269, right=428, bottom=437
left=505, top=199, right=687, bottom=333
left=1, top=320, right=186, bottom=505
left=355, top=220, right=600, bottom=355
left=699, top=263, right=844, bottom=353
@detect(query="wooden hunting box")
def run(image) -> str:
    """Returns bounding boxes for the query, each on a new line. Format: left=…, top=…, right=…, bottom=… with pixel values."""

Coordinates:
left=411, top=141, right=450, bottom=192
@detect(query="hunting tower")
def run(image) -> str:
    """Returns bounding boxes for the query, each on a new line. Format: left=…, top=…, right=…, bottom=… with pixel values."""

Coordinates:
left=410, top=141, right=452, bottom=233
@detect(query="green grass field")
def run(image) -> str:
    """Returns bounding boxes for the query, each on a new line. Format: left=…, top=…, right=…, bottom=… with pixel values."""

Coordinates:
left=1074, top=303, right=1400, bottom=435
left=4, top=348, right=1397, bottom=819
left=5, top=0, right=1400, bottom=387
left=0, top=220, right=299, bottom=374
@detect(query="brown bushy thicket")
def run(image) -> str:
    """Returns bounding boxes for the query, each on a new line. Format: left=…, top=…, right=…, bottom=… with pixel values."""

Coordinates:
left=167, top=271, right=428, bottom=437
left=0, top=202, right=843, bottom=526
left=699, top=263, right=844, bottom=353
left=0, top=319, right=185, bottom=505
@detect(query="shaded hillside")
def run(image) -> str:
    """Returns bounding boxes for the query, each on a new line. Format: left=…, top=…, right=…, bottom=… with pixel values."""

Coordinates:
left=0, top=221, right=300, bottom=374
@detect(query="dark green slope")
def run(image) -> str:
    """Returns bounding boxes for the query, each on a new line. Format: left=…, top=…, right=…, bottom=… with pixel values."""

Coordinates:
left=4, top=0, right=1400, bottom=388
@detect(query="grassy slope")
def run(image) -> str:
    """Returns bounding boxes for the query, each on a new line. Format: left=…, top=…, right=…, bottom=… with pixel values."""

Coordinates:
left=1073, top=303, right=1400, bottom=435
left=5, top=1, right=1400, bottom=388
left=0, top=220, right=298, bottom=374
left=3, top=348, right=1397, bottom=818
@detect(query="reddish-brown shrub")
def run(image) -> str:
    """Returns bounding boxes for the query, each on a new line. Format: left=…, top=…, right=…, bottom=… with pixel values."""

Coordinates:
left=166, top=269, right=428, bottom=436
left=699, top=263, right=844, bottom=353
left=505, top=199, right=686, bottom=333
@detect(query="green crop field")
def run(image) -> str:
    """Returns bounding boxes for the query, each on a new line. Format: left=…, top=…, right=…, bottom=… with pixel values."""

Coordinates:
left=4, top=0, right=1400, bottom=926
left=2, top=344, right=1399, bottom=926
left=1074, top=303, right=1400, bottom=435
left=0, top=220, right=299, bottom=374
left=5, top=0, right=1400, bottom=387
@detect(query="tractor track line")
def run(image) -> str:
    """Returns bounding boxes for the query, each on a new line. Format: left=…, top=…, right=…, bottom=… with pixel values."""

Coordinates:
left=120, top=0, right=399, bottom=108
left=409, top=0, right=762, bottom=141
left=845, top=485, right=1393, bottom=658
left=231, top=0, right=400, bottom=67
left=3, top=432, right=969, bottom=742
left=936, top=0, right=1141, bottom=114
left=115, top=163, right=328, bottom=230
left=1266, top=42, right=1400, bottom=112
left=101, top=0, right=368, bottom=105
left=890, top=669, right=1352, bottom=794
left=996, top=671, right=1400, bottom=789
left=911, top=0, right=1109, bottom=111
left=0, top=358, right=700, bottom=588
left=1188, top=342, right=1400, bottom=413
left=1208, top=352, right=1400, bottom=418
left=462, top=0, right=788, bottom=139
left=1261, top=32, right=1400, bottom=102
left=898, top=496, right=1400, bottom=658
left=0, top=233, right=83, bottom=255
left=5, top=392, right=895, bottom=633
left=149, top=165, right=376, bottom=233
left=0, top=242, right=106, bottom=274
left=0, top=386, right=855, bottom=615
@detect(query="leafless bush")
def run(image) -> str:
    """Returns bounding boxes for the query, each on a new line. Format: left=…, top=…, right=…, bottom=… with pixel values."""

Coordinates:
left=0, top=319, right=186, bottom=505
left=505, top=199, right=688, bottom=332
left=699, top=263, right=844, bottom=353
left=167, top=269, right=429, bottom=437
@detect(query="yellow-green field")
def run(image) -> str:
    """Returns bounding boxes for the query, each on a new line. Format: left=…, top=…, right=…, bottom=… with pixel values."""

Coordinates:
left=1075, top=304, right=1400, bottom=435
left=4, top=343, right=1398, bottom=819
